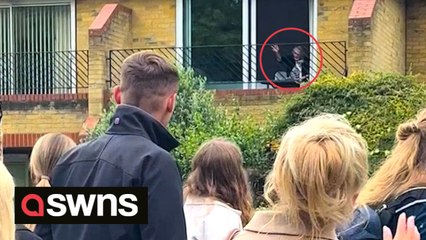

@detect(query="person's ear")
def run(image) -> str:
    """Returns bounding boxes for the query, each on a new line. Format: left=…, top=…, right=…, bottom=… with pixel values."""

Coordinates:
left=112, top=85, right=121, bottom=104
left=166, top=93, right=177, bottom=113
left=352, top=193, right=359, bottom=209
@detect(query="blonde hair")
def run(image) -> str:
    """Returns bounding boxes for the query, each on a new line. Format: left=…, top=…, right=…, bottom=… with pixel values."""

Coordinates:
left=0, top=162, right=15, bottom=240
left=264, top=114, right=368, bottom=239
left=30, top=133, right=76, bottom=187
left=184, top=138, right=253, bottom=225
left=358, top=108, right=426, bottom=207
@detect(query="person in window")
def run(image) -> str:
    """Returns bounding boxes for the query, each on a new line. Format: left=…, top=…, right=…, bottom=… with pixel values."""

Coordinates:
left=271, top=45, right=309, bottom=84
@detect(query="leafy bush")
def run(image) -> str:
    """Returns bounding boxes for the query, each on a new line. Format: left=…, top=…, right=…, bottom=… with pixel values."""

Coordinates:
left=274, top=72, right=426, bottom=172
left=86, top=68, right=275, bottom=205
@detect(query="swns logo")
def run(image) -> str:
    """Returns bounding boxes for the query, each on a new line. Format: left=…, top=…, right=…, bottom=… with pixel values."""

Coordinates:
left=15, top=187, right=148, bottom=224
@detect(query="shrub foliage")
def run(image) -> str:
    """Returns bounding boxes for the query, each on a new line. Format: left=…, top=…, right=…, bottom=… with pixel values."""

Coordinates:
left=274, top=72, right=426, bottom=172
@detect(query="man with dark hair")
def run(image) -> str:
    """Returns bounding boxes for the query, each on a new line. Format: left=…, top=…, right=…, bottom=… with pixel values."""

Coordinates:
left=35, top=52, right=187, bottom=240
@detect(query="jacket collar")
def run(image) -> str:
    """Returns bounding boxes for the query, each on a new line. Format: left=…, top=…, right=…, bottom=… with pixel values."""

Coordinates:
left=106, top=104, right=179, bottom=152
left=244, top=211, right=337, bottom=240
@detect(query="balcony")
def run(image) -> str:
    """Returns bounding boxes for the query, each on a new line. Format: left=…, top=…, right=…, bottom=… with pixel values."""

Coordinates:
left=107, top=41, right=347, bottom=90
left=0, top=42, right=347, bottom=110
left=0, top=50, right=89, bottom=111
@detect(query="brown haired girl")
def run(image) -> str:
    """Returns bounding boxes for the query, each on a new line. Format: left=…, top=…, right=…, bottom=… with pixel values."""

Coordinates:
left=184, top=138, right=253, bottom=240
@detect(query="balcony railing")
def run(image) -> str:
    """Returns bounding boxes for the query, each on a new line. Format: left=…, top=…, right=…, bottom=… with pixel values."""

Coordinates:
left=0, top=50, right=89, bottom=95
left=107, top=42, right=347, bottom=88
left=0, top=50, right=89, bottom=111
left=0, top=42, right=347, bottom=101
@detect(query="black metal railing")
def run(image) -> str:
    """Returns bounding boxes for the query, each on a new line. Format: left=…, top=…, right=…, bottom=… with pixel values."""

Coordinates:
left=107, top=41, right=347, bottom=88
left=0, top=50, right=89, bottom=95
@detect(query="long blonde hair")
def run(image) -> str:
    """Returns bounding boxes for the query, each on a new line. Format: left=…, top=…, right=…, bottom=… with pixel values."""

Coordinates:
left=264, top=114, right=368, bottom=239
left=0, top=162, right=15, bottom=240
left=26, top=133, right=76, bottom=231
left=184, top=138, right=253, bottom=225
left=30, top=133, right=76, bottom=188
left=358, top=108, right=426, bottom=207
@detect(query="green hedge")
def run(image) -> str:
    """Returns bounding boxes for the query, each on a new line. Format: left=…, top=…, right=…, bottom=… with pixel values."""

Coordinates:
left=274, top=72, right=426, bottom=172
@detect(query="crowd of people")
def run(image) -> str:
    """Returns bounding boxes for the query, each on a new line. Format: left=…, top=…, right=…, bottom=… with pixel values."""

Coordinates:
left=0, top=51, right=425, bottom=240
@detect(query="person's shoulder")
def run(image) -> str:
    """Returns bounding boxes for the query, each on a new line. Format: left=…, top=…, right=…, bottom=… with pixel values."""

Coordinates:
left=16, top=226, right=43, bottom=240
left=231, top=230, right=256, bottom=240
left=212, top=201, right=242, bottom=218
left=337, top=205, right=382, bottom=240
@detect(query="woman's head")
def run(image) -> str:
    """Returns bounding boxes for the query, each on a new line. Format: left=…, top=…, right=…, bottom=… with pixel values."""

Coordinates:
left=264, top=114, right=368, bottom=237
left=30, top=133, right=76, bottom=187
left=358, top=108, right=426, bottom=206
left=292, top=46, right=304, bottom=61
left=0, top=162, right=15, bottom=240
left=184, top=138, right=253, bottom=225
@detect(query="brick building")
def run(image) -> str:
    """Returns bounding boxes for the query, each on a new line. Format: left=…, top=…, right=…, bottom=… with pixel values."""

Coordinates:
left=1, top=0, right=425, bottom=185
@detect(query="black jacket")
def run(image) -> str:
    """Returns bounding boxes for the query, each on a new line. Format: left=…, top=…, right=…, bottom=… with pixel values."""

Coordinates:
left=16, top=225, right=43, bottom=240
left=35, top=105, right=187, bottom=240
left=338, top=187, right=426, bottom=240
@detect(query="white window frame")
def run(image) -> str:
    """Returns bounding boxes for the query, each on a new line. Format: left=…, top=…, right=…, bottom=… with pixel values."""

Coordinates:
left=249, top=0, right=318, bottom=85
left=176, top=0, right=184, bottom=66
left=0, top=0, right=75, bottom=51
left=175, top=0, right=318, bottom=88
left=0, top=0, right=76, bottom=93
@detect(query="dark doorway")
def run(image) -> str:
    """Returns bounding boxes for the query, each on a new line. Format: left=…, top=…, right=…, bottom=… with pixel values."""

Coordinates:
left=256, top=0, right=310, bottom=81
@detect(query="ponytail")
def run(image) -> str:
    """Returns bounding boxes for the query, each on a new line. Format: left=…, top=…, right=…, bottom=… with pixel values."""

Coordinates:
left=358, top=108, right=426, bottom=207
left=35, top=175, right=51, bottom=187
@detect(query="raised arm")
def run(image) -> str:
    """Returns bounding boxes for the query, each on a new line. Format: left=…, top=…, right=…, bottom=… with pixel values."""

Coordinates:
left=271, top=45, right=282, bottom=62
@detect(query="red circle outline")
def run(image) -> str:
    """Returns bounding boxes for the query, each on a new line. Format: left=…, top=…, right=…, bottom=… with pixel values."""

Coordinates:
left=259, top=27, right=324, bottom=92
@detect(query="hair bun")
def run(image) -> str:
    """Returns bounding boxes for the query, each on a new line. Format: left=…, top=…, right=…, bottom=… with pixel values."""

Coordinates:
left=397, top=122, right=420, bottom=141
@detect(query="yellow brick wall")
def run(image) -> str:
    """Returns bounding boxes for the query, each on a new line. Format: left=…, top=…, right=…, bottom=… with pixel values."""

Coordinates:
left=77, top=0, right=176, bottom=50
left=317, top=0, right=351, bottom=42
left=87, top=5, right=132, bottom=116
left=406, top=0, right=426, bottom=81
left=2, top=110, right=86, bottom=134
left=371, top=0, right=406, bottom=73
left=348, top=0, right=406, bottom=74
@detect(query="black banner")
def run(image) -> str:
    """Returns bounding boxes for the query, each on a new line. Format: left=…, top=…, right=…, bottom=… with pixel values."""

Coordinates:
left=15, top=187, right=148, bottom=224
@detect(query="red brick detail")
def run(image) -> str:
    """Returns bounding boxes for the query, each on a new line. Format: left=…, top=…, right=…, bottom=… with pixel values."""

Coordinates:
left=4, top=133, right=80, bottom=148
left=349, top=0, right=377, bottom=21
left=84, top=116, right=100, bottom=130
left=89, top=4, right=132, bottom=37
left=214, top=89, right=293, bottom=99
left=78, top=116, right=101, bottom=142
left=0, top=93, right=88, bottom=103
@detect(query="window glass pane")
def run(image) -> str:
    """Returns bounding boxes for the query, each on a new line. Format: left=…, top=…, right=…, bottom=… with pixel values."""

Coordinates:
left=0, top=7, right=10, bottom=95
left=186, top=0, right=243, bottom=83
left=4, top=154, right=29, bottom=187
left=12, top=5, right=71, bottom=94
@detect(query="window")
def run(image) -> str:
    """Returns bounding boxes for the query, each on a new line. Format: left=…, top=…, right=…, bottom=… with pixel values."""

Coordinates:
left=180, top=0, right=318, bottom=88
left=4, top=154, right=30, bottom=187
left=0, top=1, right=74, bottom=95
left=183, top=0, right=243, bottom=84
